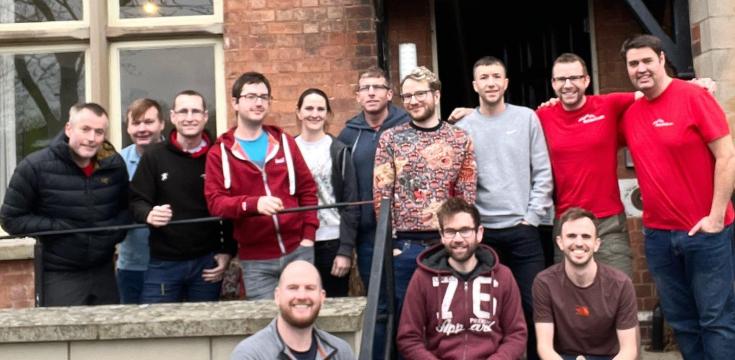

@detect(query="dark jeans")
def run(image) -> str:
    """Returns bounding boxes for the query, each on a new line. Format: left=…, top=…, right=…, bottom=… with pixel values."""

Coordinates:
left=314, top=239, right=349, bottom=297
left=644, top=225, right=735, bottom=360
left=117, top=269, right=145, bottom=304
left=44, top=260, right=119, bottom=307
left=141, top=253, right=222, bottom=303
left=483, top=224, right=545, bottom=360
left=357, top=236, right=389, bottom=359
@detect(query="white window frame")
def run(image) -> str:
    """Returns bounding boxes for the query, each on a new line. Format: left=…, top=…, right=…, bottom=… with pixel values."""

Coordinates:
left=0, top=0, right=90, bottom=39
left=108, top=0, right=223, bottom=28
left=107, top=38, right=226, bottom=149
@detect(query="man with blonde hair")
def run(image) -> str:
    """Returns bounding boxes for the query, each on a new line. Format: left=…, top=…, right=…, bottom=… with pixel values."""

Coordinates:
left=373, top=65, right=477, bottom=339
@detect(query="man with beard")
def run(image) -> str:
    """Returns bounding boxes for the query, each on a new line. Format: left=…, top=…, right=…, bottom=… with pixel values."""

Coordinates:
left=620, top=34, right=735, bottom=359
left=338, top=66, right=409, bottom=290
left=205, top=72, right=318, bottom=300
left=130, top=90, right=236, bottom=303
left=533, top=208, right=638, bottom=360
left=373, top=66, right=476, bottom=333
left=397, top=197, right=526, bottom=359
left=117, top=98, right=165, bottom=304
left=230, top=260, right=355, bottom=360
left=455, top=56, right=552, bottom=360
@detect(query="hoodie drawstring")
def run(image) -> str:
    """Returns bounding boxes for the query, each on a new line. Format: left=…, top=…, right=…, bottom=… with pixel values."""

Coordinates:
left=281, top=133, right=296, bottom=195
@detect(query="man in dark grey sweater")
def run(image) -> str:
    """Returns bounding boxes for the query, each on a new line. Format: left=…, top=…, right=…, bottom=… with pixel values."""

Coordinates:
left=455, top=56, right=553, bottom=360
left=230, top=260, right=355, bottom=360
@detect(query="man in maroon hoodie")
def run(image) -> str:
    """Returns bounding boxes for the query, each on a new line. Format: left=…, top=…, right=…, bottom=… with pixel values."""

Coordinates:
left=204, top=72, right=318, bottom=300
left=397, top=197, right=527, bottom=360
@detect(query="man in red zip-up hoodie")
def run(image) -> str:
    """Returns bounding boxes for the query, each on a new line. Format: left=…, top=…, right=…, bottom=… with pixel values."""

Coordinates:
left=397, top=198, right=527, bottom=360
left=204, top=72, right=319, bottom=300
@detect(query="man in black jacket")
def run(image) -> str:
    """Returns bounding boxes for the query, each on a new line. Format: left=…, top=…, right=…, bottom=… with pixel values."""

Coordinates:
left=0, top=103, right=129, bottom=306
left=130, top=90, right=236, bottom=303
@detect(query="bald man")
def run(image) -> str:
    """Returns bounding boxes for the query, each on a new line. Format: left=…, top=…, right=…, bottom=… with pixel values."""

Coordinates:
left=230, top=260, right=355, bottom=359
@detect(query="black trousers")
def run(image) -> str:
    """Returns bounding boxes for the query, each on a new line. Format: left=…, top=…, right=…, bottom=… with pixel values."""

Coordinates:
left=314, top=239, right=350, bottom=297
left=43, top=260, right=119, bottom=307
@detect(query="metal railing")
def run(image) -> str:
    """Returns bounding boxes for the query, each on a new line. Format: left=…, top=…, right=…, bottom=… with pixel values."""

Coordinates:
left=359, top=198, right=395, bottom=359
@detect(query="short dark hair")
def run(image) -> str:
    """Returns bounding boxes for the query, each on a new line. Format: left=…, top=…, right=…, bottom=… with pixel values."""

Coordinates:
left=620, top=34, right=664, bottom=60
left=232, top=72, right=272, bottom=101
left=173, top=90, right=207, bottom=112
left=436, top=198, right=481, bottom=230
left=553, top=53, right=589, bottom=76
left=473, top=56, right=507, bottom=77
left=558, top=207, right=599, bottom=237
left=357, top=66, right=392, bottom=89
left=126, top=98, right=162, bottom=124
left=69, top=102, right=108, bottom=122
left=297, top=88, right=332, bottom=114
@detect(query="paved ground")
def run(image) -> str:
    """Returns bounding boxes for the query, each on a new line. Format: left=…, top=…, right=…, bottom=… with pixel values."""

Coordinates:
left=641, top=349, right=682, bottom=359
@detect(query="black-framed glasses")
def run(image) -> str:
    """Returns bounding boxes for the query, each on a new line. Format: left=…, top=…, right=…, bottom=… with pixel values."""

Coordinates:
left=400, top=90, right=432, bottom=103
left=357, top=84, right=390, bottom=93
left=173, top=108, right=205, bottom=116
left=239, top=93, right=271, bottom=102
left=552, top=75, right=586, bottom=83
left=441, top=227, right=476, bottom=239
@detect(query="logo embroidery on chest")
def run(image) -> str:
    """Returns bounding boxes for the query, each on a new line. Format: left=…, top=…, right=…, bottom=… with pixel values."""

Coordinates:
left=275, top=157, right=285, bottom=164
left=161, top=172, right=168, bottom=182
left=652, top=118, right=674, bottom=128
left=578, top=114, right=605, bottom=124
left=99, top=177, right=110, bottom=185
left=575, top=305, right=590, bottom=317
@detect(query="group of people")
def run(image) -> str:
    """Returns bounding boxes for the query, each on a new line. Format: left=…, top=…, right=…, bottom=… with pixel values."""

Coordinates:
left=1, top=33, right=733, bottom=360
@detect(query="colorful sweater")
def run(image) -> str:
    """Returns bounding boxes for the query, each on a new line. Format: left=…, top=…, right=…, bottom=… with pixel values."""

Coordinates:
left=373, top=121, right=476, bottom=231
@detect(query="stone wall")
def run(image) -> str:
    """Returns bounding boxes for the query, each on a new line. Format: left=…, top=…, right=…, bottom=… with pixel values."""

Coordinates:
left=0, top=297, right=365, bottom=360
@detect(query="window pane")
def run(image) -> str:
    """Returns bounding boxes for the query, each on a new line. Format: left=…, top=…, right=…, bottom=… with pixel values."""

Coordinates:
left=0, top=50, right=85, bottom=201
left=0, top=0, right=83, bottom=23
left=118, top=0, right=214, bottom=19
left=118, top=45, right=216, bottom=148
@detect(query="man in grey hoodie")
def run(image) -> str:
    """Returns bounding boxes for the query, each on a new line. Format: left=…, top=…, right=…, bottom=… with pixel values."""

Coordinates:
left=455, top=56, right=553, bottom=360
left=337, top=66, right=409, bottom=289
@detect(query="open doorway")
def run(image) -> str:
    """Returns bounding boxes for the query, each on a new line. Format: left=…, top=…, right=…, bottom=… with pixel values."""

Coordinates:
left=434, top=0, right=592, bottom=117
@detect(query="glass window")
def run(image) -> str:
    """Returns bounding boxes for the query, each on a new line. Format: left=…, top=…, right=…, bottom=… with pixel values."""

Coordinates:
left=0, top=48, right=86, bottom=201
left=118, top=0, right=214, bottom=19
left=0, top=0, right=83, bottom=24
left=116, top=44, right=217, bottom=148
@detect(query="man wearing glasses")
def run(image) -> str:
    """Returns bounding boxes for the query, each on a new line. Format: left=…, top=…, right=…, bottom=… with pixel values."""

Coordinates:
left=205, top=72, right=318, bottom=300
left=455, top=56, right=552, bottom=360
left=374, top=66, right=477, bottom=342
left=130, top=90, right=236, bottom=303
left=338, top=66, right=409, bottom=292
left=397, top=197, right=526, bottom=360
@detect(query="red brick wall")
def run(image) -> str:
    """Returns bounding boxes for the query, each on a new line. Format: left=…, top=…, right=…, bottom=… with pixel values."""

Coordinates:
left=0, top=259, right=35, bottom=308
left=224, top=0, right=378, bottom=135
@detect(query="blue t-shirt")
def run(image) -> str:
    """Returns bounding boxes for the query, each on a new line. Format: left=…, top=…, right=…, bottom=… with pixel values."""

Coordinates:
left=237, top=131, right=268, bottom=168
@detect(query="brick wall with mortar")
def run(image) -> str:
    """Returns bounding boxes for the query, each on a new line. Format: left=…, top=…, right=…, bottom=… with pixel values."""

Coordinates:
left=223, top=0, right=379, bottom=136
left=0, top=260, right=34, bottom=309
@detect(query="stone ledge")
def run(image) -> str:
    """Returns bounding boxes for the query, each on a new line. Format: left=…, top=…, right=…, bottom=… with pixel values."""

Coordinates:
left=0, top=238, right=35, bottom=261
left=0, top=297, right=366, bottom=343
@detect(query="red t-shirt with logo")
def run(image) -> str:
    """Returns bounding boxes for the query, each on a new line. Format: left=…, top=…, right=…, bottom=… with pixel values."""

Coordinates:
left=537, top=93, right=634, bottom=218
left=620, top=79, right=734, bottom=230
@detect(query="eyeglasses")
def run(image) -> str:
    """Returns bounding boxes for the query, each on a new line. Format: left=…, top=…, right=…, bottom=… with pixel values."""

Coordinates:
left=173, top=108, right=205, bottom=116
left=239, top=93, right=271, bottom=102
left=552, top=75, right=586, bottom=84
left=357, top=84, right=390, bottom=93
left=441, top=227, right=476, bottom=239
left=400, top=90, right=432, bottom=103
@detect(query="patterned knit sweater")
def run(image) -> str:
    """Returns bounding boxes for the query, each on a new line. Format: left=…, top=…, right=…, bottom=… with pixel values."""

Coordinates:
left=373, top=121, right=477, bottom=232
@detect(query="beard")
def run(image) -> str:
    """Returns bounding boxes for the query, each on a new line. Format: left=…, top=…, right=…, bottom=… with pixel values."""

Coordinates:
left=446, top=241, right=478, bottom=263
left=279, top=300, right=322, bottom=329
left=410, top=102, right=436, bottom=123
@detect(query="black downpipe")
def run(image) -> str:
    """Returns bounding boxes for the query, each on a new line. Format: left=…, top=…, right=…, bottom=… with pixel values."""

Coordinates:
left=373, top=0, right=389, bottom=72
left=650, top=303, right=665, bottom=351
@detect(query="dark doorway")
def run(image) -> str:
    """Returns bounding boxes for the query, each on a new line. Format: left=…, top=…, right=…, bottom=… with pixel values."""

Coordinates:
left=434, top=0, right=592, bottom=117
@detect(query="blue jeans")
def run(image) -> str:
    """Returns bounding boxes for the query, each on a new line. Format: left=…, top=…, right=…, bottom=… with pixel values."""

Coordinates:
left=483, top=224, right=545, bottom=360
left=358, top=238, right=389, bottom=359
left=644, top=225, right=735, bottom=360
left=117, top=269, right=145, bottom=304
left=140, top=253, right=222, bottom=303
left=240, top=245, right=314, bottom=300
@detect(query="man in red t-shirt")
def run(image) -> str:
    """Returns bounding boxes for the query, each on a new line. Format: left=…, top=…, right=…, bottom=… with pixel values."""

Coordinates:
left=620, top=34, right=735, bottom=359
left=536, top=53, right=635, bottom=277
left=533, top=208, right=638, bottom=360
